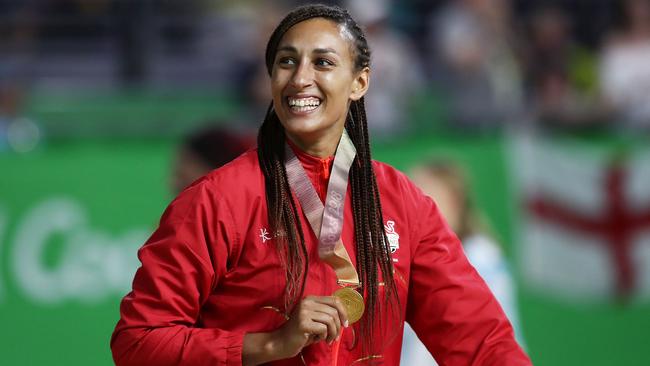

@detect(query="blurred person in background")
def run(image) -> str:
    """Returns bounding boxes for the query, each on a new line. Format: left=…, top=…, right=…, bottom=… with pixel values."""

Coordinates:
left=428, top=0, right=524, bottom=131
left=0, top=82, right=41, bottom=153
left=170, top=125, right=254, bottom=194
left=522, top=5, right=610, bottom=129
left=234, top=2, right=288, bottom=125
left=0, top=85, right=20, bottom=151
left=600, top=0, right=650, bottom=129
left=345, top=0, right=425, bottom=137
left=111, top=4, right=529, bottom=365
left=0, top=1, right=39, bottom=151
left=401, top=160, right=526, bottom=365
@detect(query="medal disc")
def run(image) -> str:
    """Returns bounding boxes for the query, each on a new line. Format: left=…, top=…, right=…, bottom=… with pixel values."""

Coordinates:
left=333, top=287, right=365, bottom=325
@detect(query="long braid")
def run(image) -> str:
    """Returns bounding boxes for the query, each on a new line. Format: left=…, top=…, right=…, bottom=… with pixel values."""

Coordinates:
left=258, top=104, right=308, bottom=312
left=259, top=4, right=399, bottom=356
left=349, top=98, right=399, bottom=353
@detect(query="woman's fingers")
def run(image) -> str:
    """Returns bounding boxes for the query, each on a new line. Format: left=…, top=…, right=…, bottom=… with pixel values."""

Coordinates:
left=301, top=296, right=350, bottom=342
left=310, top=296, right=349, bottom=327
left=301, top=320, right=328, bottom=344
left=309, top=309, right=340, bottom=343
left=298, top=298, right=336, bottom=342
left=325, top=296, right=350, bottom=328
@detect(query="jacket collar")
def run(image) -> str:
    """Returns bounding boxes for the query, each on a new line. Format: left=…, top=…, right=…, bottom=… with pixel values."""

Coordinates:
left=286, top=137, right=334, bottom=201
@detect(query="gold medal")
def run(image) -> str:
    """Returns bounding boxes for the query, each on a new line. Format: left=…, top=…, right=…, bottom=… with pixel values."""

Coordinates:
left=333, top=287, right=365, bottom=325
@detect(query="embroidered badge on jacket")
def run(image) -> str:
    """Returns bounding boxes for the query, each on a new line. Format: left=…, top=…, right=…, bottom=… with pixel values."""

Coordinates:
left=384, top=220, right=400, bottom=255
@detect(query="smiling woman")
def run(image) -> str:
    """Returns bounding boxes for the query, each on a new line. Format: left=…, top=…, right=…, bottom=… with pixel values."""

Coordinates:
left=110, top=4, right=532, bottom=366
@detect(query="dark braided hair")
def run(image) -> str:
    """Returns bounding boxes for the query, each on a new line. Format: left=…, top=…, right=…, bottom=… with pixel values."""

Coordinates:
left=257, top=4, right=399, bottom=355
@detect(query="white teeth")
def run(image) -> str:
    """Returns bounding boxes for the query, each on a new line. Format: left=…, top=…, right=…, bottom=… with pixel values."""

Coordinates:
left=288, top=97, right=321, bottom=108
left=294, top=105, right=317, bottom=112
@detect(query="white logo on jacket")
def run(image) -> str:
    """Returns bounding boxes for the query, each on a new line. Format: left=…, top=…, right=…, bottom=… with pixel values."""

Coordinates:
left=259, top=228, right=271, bottom=243
left=384, top=221, right=400, bottom=255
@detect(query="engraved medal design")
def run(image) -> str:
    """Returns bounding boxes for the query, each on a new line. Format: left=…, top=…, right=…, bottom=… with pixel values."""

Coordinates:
left=333, top=287, right=365, bottom=324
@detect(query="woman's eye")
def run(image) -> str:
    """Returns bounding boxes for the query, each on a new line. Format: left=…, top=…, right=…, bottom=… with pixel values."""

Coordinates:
left=278, top=57, right=296, bottom=66
left=316, top=58, right=334, bottom=67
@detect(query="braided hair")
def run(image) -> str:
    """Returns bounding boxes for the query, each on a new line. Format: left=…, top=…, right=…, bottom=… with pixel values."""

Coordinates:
left=257, top=4, right=398, bottom=354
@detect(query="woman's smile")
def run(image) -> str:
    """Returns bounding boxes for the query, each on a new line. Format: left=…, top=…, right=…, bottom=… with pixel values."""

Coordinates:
left=286, top=95, right=322, bottom=114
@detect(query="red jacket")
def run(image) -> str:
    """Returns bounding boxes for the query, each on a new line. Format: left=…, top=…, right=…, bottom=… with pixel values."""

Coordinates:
left=111, top=147, right=531, bottom=366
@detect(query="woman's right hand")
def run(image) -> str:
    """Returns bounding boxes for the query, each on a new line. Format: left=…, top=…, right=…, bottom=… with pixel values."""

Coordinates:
left=274, top=295, right=349, bottom=358
left=242, top=296, right=349, bottom=365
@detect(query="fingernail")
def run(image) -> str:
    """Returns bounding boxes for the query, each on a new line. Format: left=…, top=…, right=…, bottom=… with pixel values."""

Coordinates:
left=344, top=320, right=349, bottom=328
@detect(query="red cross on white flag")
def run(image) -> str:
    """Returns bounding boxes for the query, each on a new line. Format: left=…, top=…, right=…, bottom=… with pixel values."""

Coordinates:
left=509, top=135, right=650, bottom=303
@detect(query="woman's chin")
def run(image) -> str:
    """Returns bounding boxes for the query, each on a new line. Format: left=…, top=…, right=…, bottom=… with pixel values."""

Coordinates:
left=280, top=115, right=322, bottom=134
left=282, top=124, right=320, bottom=139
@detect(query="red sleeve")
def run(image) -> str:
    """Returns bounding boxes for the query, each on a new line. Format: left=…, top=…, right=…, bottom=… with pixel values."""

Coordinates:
left=405, top=193, right=531, bottom=366
left=110, top=179, right=245, bottom=366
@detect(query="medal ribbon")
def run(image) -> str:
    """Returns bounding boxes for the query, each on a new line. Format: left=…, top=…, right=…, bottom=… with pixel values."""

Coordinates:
left=285, top=130, right=360, bottom=286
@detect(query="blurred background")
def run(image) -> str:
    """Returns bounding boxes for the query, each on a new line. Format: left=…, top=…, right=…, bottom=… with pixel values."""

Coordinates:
left=1, top=0, right=649, bottom=364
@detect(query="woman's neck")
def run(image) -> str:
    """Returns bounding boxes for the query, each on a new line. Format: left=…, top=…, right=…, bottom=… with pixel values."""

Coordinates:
left=285, top=131, right=342, bottom=158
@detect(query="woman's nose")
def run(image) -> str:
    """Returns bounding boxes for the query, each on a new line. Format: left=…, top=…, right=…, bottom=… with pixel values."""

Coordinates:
left=290, top=62, right=314, bottom=89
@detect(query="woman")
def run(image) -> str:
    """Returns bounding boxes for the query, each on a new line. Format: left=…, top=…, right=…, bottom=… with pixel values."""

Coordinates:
left=111, top=5, right=531, bottom=366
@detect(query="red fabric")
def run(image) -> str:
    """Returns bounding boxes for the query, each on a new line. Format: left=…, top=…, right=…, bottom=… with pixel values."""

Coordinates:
left=287, top=139, right=334, bottom=202
left=111, top=146, right=531, bottom=366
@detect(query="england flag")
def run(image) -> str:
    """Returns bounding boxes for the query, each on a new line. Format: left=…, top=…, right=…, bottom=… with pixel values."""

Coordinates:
left=509, top=134, right=650, bottom=304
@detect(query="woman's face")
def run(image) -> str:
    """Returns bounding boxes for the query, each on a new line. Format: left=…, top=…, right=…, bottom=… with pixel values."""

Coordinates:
left=270, top=18, right=368, bottom=154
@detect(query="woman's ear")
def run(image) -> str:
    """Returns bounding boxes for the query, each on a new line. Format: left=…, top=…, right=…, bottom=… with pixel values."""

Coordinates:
left=350, top=67, right=370, bottom=101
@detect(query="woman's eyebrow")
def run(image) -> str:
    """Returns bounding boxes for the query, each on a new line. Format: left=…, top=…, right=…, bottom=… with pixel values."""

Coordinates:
left=276, top=46, right=338, bottom=55
left=277, top=45, right=297, bottom=53
left=313, top=47, right=338, bottom=55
